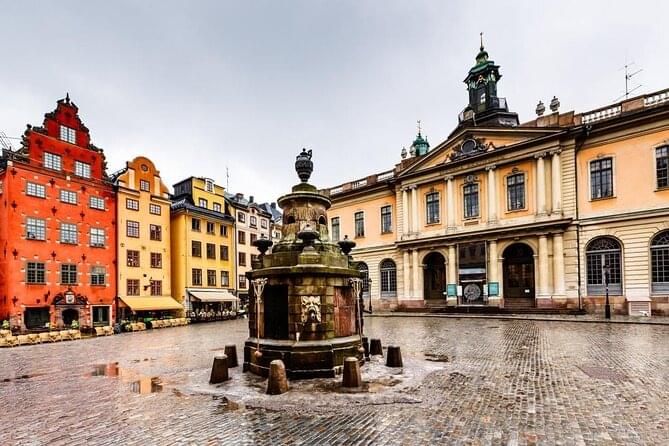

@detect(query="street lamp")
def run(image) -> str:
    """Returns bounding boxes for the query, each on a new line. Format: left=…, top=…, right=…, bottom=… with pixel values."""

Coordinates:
left=602, top=263, right=611, bottom=320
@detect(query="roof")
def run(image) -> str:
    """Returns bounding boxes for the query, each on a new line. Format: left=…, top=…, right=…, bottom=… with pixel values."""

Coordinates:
left=258, top=202, right=282, bottom=222
left=171, top=197, right=235, bottom=222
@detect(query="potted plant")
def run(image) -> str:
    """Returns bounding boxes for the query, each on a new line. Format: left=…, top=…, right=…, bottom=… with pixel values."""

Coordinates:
left=71, top=320, right=80, bottom=330
left=1, top=320, right=9, bottom=330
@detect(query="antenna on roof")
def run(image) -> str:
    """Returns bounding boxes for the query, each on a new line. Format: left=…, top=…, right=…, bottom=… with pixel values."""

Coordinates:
left=614, top=59, right=642, bottom=102
left=226, top=166, right=229, bottom=190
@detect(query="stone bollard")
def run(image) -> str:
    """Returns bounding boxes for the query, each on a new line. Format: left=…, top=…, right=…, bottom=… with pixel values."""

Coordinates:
left=386, top=346, right=403, bottom=368
left=210, top=354, right=230, bottom=384
left=266, top=359, right=289, bottom=395
left=362, top=336, right=370, bottom=359
left=342, top=357, right=362, bottom=389
left=370, top=338, right=383, bottom=356
left=224, top=345, right=239, bottom=368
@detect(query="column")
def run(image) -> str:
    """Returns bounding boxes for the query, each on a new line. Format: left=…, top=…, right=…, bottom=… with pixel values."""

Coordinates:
left=552, top=233, right=565, bottom=296
left=535, top=153, right=547, bottom=215
left=446, top=176, right=455, bottom=230
left=538, top=234, right=549, bottom=297
left=486, top=165, right=497, bottom=223
left=401, top=188, right=409, bottom=236
left=403, top=250, right=411, bottom=300
left=551, top=150, right=562, bottom=214
left=447, top=245, right=457, bottom=285
left=412, top=249, right=420, bottom=300
left=488, top=240, right=498, bottom=284
left=411, top=186, right=419, bottom=233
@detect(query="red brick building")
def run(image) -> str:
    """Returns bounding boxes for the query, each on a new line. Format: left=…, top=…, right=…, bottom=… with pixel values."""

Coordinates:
left=0, top=96, right=116, bottom=332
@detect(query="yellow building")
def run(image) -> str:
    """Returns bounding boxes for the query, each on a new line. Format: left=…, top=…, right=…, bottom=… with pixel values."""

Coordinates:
left=171, top=177, right=237, bottom=319
left=324, top=43, right=669, bottom=316
left=113, top=156, right=180, bottom=320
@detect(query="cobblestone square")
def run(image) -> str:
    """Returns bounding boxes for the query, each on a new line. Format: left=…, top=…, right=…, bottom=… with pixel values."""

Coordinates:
left=1, top=317, right=668, bottom=445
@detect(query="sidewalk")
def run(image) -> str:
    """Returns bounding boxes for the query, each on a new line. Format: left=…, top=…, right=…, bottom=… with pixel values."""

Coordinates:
left=368, top=312, right=669, bottom=325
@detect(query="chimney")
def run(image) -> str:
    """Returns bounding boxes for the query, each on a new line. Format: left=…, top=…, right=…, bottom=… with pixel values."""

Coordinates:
left=249, top=195, right=254, bottom=204
left=271, top=202, right=276, bottom=209
left=235, top=193, right=243, bottom=200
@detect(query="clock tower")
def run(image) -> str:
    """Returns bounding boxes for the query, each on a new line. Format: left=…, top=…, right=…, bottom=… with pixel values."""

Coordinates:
left=457, top=35, right=519, bottom=129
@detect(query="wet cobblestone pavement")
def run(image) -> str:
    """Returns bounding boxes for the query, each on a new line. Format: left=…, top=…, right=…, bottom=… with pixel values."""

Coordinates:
left=1, top=317, right=668, bottom=445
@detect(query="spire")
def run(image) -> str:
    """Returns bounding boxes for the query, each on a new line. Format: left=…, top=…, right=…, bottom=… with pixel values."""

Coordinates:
left=475, top=32, right=489, bottom=65
left=65, top=92, right=70, bottom=104
left=411, top=120, right=429, bottom=157
left=417, top=119, right=422, bottom=136
left=480, top=32, right=484, bottom=51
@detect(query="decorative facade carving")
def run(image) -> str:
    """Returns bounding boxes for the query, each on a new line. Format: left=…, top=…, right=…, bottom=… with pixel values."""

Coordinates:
left=301, top=295, right=322, bottom=323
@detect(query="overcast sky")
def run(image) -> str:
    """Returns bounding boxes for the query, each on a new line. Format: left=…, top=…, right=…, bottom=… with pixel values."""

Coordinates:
left=2, top=1, right=668, bottom=204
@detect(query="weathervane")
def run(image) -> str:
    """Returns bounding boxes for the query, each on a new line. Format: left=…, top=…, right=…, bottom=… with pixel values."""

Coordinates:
left=417, top=120, right=422, bottom=135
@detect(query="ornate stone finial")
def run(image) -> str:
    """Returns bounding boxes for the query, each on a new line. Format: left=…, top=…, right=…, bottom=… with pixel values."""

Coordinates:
left=401, top=147, right=407, bottom=159
left=549, top=96, right=560, bottom=113
left=536, top=101, right=545, bottom=116
left=480, top=32, right=484, bottom=51
left=65, top=93, right=71, bottom=104
left=295, top=148, right=313, bottom=183
left=337, top=235, right=356, bottom=256
left=417, top=119, right=422, bottom=135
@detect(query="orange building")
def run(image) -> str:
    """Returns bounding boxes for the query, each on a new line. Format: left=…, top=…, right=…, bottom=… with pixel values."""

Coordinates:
left=0, top=96, right=117, bottom=331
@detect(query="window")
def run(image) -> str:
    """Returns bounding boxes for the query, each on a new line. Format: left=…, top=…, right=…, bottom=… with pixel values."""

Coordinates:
left=656, top=146, right=668, bottom=189
left=139, top=180, right=150, bottom=192
left=590, top=157, right=613, bottom=199
left=206, top=243, right=216, bottom=259
left=380, top=259, right=397, bottom=297
left=89, top=196, right=105, bottom=210
left=192, top=241, right=202, bottom=257
left=239, top=252, right=246, bottom=266
left=26, top=218, right=46, bottom=240
left=149, top=224, right=162, bottom=241
left=207, top=270, right=216, bottom=286
left=261, top=219, right=268, bottom=229
left=237, top=212, right=246, bottom=223
left=220, top=245, right=229, bottom=261
left=378, top=206, right=393, bottom=233
left=60, top=189, right=77, bottom=204
left=199, top=198, right=208, bottom=208
left=150, top=252, right=162, bottom=268
left=221, top=271, right=230, bottom=287
left=27, top=262, right=46, bottom=284
left=74, top=161, right=91, bottom=179
left=60, top=125, right=76, bottom=144
left=192, top=269, right=202, bottom=286
left=651, top=231, right=669, bottom=293
left=26, top=182, right=46, bottom=198
left=426, top=193, right=440, bottom=224
left=126, top=198, right=139, bottom=211
left=586, top=237, right=622, bottom=295
left=191, top=218, right=201, bottom=231
left=206, top=222, right=215, bottom=234
left=238, top=274, right=247, bottom=289
left=331, top=217, right=340, bottom=242
left=150, top=280, right=162, bottom=296
left=238, top=231, right=246, bottom=245
left=127, top=279, right=140, bottom=296
left=149, top=203, right=161, bottom=215
left=127, top=250, right=140, bottom=267
left=90, top=228, right=105, bottom=247
left=213, top=203, right=221, bottom=213
left=463, top=183, right=479, bottom=219
left=354, top=212, right=364, bottom=237
left=91, top=267, right=106, bottom=285
left=205, top=179, right=214, bottom=192
left=60, top=223, right=78, bottom=244
left=357, top=263, right=370, bottom=296
left=61, top=264, right=77, bottom=285
left=250, top=216, right=257, bottom=228
left=250, top=233, right=257, bottom=244
left=220, top=225, right=228, bottom=237
left=44, top=152, right=62, bottom=171
left=507, top=173, right=526, bottom=211
left=126, top=221, right=140, bottom=238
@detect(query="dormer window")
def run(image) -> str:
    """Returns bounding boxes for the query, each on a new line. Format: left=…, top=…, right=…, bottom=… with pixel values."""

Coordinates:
left=74, top=161, right=91, bottom=179
left=60, top=125, right=76, bottom=144
left=205, top=179, right=214, bottom=192
left=139, top=180, right=150, bottom=192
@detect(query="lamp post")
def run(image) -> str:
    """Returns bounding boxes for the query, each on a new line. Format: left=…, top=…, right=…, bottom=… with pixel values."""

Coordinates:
left=251, top=278, right=268, bottom=358
left=349, top=278, right=364, bottom=338
left=603, top=263, right=611, bottom=320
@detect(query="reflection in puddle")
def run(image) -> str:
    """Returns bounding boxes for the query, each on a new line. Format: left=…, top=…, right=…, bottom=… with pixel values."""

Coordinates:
left=89, top=362, right=163, bottom=394
left=1, top=372, right=46, bottom=383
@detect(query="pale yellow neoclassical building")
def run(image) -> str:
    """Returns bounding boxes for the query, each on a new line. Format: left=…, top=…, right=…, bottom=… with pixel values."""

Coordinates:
left=113, top=156, right=181, bottom=319
left=324, top=45, right=669, bottom=316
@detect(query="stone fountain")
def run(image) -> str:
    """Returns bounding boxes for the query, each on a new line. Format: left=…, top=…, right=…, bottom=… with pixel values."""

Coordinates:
left=244, top=149, right=364, bottom=379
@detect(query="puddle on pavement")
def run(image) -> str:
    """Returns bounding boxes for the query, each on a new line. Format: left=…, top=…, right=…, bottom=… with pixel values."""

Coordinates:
left=424, top=353, right=450, bottom=362
left=1, top=372, right=46, bottom=383
left=88, top=362, right=163, bottom=394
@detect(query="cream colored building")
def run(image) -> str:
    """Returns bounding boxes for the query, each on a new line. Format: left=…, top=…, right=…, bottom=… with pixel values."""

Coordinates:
left=113, top=156, right=180, bottom=319
left=324, top=45, right=669, bottom=316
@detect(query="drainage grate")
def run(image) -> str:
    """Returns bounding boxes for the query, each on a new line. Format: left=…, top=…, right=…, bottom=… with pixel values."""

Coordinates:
left=577, top=365, right=627, bottom=382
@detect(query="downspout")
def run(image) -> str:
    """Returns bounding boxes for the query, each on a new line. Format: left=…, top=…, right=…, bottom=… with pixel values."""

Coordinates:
left=574, top=125, right=592, bottom=311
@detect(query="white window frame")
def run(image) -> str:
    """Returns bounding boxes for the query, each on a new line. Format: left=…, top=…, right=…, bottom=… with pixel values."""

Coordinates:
left=74, top=161, right=91, bottom=179
left=90, top=228, right=105, bottom=247
left=44, top=152, right=62, bottom=171
left=91, top=266, right=106, bottom=286
left=149, top=203, right=161, bottom=215
left=60, top=223, right=78, bottom=244
left=26, top=182, right=46, bottom=198
left=60, top=189, right=77, bottom=204
left=89, top=196, right=105, bottom=210
left=59, top=125, right=76, bottom=144
left=26, top=218, right=46, bottom=240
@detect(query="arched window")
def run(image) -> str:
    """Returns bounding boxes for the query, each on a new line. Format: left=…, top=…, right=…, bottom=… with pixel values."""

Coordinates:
left=651, top=231, right=669, bottom=293
left=586, top=237, right=622, bottom=295
left=380, top=259, right=397, bottom=297
left=356, top=263, right=370, bottom=296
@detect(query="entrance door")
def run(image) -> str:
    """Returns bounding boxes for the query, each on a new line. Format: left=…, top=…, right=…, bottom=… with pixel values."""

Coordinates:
left=503, top=243, right=535, bottom=306
left=62, top=308, right=79, bottom=326
left=263, top=285, right=288, bottom=339
left=92, top=306, right=110, bottom=326
left=424, top=252, right=446, bottom=300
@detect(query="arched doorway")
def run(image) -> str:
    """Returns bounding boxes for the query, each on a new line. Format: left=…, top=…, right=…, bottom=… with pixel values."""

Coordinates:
left=503, top=243, right=535, bottom=307
left=62, top=308, right=79, bottom=326
left=424, top=252, right=446, bottom=300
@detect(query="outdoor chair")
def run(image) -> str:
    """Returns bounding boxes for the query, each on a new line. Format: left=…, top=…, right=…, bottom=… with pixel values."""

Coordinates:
left=69, top=330, right=81, bottom=340
left=0, top=335, right=18, bottom=347
left=95, top=327, right=105, bottom=336
left=48, top=331, right=61, bottom=342
left=153, top=320, right=163, bottom=328
left=137, top=322, right=146, bottom=331
left=28, top=334, right=40, bottom=344
left=38, top=332, right=51, bottom=343
left=102, top=326, right=113, bottom=336
left=0, top=329, right=11, bottom=338
left=17, top=335, right=31, bottom=346
left=59, top=330, right=71, bottom=341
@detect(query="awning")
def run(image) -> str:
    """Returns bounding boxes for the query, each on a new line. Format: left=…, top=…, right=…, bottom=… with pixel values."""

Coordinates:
left=119, top=296, right=183, bottom=311
left=188, top=290, right=239, bottom=303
